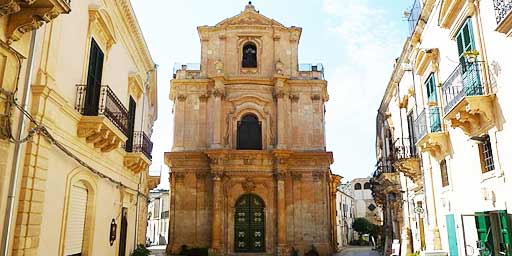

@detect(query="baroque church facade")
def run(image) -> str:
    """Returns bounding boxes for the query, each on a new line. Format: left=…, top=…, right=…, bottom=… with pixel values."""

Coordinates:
left=165, top=3, right=340, bottom=255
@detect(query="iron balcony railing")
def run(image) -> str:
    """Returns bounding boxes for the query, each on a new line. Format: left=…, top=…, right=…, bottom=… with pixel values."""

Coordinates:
left=372, top=158, right=396, bottom=177
left=131, top=131, right=153, bottom=160
left=393, top=137, right=418, bottom=160
left=408, top=0, right=422, bottom=36
left=494, top=0, right=512, bottom=25
left=75, top=85, right=129, bottom=136
left=414, top=107, right=442, bottom=142
left=296, top=63, right=325, bottom=80
left=441, top=61, right=487, bottom=115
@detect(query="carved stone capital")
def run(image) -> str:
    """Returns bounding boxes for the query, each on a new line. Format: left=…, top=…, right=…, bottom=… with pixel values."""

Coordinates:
left=177, top=94, right=187, bottom=102
left=0, top=0, right=21, bottom=17
left=289, top=94, right=299, bottom=103
left=291, top=172, right=302, bottom=181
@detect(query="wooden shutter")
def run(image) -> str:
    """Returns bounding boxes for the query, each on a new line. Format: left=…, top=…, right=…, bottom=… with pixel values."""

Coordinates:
left=64, top=183, right=88, bottom=256
left=426, top=73, right=437, bottom=102
left=475, top=212, right=494, bottom=256
left=456, top=18, right=476, bottom=61
left=497, top=210, right=512, bottom=256
left=446, top=214, right=459, bottom=256
left=125, top=97, right=136, bottom=152
left=85, top=39, right=105, bottom=116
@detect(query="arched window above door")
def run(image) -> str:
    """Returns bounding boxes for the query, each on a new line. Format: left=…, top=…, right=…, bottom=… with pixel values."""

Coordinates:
left=242, top=42, right=257, bottom=68
left=237, top=114, right=262, bottom=150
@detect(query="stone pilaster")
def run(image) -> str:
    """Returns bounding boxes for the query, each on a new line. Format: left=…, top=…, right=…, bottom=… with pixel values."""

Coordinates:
left=273, top=75, right=289, bottom=149
left=273, top=150, right=291, bottom=255
left=211, top=77, right=225, bottom=149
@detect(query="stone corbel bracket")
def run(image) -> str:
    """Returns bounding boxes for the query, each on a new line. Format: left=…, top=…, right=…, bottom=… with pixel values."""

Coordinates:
left=77, top=116, right=127, bottom=152
left=393, top=157, right=422, bottom=185
left=415, top=48, right=439, bottom=76
left=417, top=132, right=451, bottom=161
left=445, top=95, right=496, bottom=137
left=124, top=152, right=151, bottom=174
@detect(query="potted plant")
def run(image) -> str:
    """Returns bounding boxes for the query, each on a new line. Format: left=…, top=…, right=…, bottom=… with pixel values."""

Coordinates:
left=131, top=244, right=151, bottom=256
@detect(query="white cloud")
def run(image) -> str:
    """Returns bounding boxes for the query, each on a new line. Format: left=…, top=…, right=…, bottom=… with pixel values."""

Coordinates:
left=322, top=0, right=404, bottom=179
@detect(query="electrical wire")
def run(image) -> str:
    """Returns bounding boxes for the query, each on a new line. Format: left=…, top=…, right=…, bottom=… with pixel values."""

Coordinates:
left=2, top=89, right=148, bottom=199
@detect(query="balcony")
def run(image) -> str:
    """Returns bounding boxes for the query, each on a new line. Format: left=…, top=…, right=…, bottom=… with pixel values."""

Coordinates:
left=372, top=159, right=401, bottom=195
left=1, top=0, right=71, bottom=43
left=408, top=0, right=422, bottom=36
left=414, top=108, right=450, bottom=161
left=295, top=63, right=324, bottom=80
left=392, top=138, right=422, bottom=185
left=148, top=175, right=160, bottom=191
left=124, top=132, right=153, bottom=173
left=75, top=85, right=128, bottom=152
left=442, top=61, right=496, bottom=137
left=494, top=0, right=512, bottom=35
left=172, top=63, right=204, bottom=79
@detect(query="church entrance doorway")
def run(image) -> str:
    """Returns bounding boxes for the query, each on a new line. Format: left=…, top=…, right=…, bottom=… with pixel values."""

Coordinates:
left=234, top=194, right=265, bottom=253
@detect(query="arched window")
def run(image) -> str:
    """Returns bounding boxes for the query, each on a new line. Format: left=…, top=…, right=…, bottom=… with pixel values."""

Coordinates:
left=363, top=182, right=371, bottom=189
left=242, top=42, right=257, bottom=68
left=354, top=183, right=362, bottom=190
left=235, top=194, right=265, bottom=252
left=237, top=114, right=262, bottom=150
left=64, top=181, right=89, bottom=255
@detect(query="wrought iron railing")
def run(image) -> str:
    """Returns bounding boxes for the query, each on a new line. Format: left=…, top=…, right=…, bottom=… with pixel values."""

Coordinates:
left=408, top=0, right=422, bottom=35
left=494, top=0, right=512, bottom=25
left=441, top=61, right=486, bottom=114
left=414, top=107, right=442, bottom=142
left=393, top=137, right=418, bottom=160
left=372, top=158, right=396, bottom=177
left=296, top=63, right=325, bottom=80
left=131, top=131, right=153, bottom=160
left=75, top=85, right=129, bottom=136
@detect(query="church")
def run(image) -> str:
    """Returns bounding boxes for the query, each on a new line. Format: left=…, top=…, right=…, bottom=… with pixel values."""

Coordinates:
left=165, top=3, right=340, bottom=255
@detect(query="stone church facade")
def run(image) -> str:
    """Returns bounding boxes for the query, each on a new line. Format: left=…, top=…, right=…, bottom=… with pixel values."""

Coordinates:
left=165, top=3, right=339, bottom=255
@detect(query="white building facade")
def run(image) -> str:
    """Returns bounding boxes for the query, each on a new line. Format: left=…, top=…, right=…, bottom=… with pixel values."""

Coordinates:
left=336, top=186, right=355, bottom=250
left=372, top=1, right=512, bottom=256
left=147, top=189, right=170, bottom=246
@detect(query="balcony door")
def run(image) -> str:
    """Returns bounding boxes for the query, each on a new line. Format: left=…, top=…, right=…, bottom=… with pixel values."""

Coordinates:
left=125, top=97, right=136, bottom=152
left=456, top=18, right=481, bottom=96
left=84, top=39, right=104, bottom=116
left=236, top=114, right=262, bottom=150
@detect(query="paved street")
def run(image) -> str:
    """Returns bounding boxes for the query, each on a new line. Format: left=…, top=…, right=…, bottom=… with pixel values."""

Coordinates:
left=148, top=245, right=166, bottom=256
left=334, top=246, right=380, bottom=256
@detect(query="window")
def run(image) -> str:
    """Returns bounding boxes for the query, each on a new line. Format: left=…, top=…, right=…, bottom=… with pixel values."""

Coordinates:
left=242, top=42, right=257, bottom=68
left=440, top=160, right=449, bottom=187
left=84, top=39, right=105, bottom=116
left=237, top=114, right=262, bottom=150
left=456, top=18, right=476, bottom=64
left=354, top=183, right=362, bottom=190
left=64, top=182, right=89, bottom=256
left=425, top=73, right=437, bottom=103
left=478, top=135, right=495, bottom=173
left=363, top=182, right=371, bottom=190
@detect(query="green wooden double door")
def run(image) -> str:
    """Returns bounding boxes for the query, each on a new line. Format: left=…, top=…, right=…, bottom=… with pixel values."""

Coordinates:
left=234, top=194, right=265, bottom=253
left=474, top=211, right=512, bottom=256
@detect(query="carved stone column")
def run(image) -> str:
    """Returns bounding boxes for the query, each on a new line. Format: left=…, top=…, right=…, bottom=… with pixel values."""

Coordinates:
left=207, top=151, right=226, bottom=252
left=172, top=94, right=186, bottom=151
left=330, top=175, right=342, bottom=251
left=211, top=77, right=225, bottom=149
left=274, top=75, right=289, bottom=149
left=274, top=150, right=291, bottom=255
left=211, top=172, right=223, bottom=251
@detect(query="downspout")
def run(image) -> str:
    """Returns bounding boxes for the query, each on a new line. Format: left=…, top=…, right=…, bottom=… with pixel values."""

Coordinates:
left=1, top=30, right=38, bottom=256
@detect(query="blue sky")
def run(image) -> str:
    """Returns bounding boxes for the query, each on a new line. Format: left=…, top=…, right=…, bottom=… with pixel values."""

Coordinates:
left=131, top=0, right=411, bottom=186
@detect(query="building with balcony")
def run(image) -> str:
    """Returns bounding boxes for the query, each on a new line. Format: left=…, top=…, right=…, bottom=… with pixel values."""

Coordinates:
left=0, top=0, right=158, bottom=255
left=147, top=189, right=170, bottom=246
left=373, top=0, right=512, bottom=256
left=164, top=3, right=338, bottom=255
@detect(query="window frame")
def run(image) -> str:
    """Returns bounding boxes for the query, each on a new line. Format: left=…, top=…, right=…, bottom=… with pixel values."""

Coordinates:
left=478, top=135, right=495, bottom=174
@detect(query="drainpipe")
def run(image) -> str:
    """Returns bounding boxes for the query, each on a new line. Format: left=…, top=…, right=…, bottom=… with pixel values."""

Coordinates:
left=1, top=30, right=38, bottom=256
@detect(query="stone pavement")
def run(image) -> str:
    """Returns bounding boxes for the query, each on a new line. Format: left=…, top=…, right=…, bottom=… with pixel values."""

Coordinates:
left=333, top=246, right=381, bottom=256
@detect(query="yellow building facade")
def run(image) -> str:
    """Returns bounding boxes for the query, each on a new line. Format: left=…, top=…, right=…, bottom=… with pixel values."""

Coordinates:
left=165, top=3, right=339, bottom=256
left=0, top=0, right=158, bottom=255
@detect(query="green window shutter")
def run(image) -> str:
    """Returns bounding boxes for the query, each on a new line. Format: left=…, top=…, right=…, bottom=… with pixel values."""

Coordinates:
left=475, top=212, right=494, bottom=256
left=497, top=210, right=512, bottom=256
left=456, top=18, right=476, bottom=61
left=426, top=73, right=437, bottom=103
